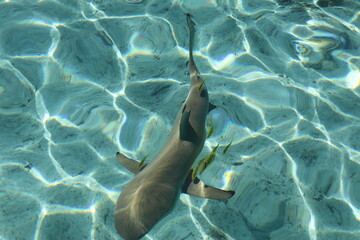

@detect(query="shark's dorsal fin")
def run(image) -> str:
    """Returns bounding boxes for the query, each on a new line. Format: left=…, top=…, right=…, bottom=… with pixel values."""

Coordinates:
left=180, top=109, right=198, bottom=143
left=116, top=152, right=146, bottom=174
left=182, top=170, right=235, bottom=200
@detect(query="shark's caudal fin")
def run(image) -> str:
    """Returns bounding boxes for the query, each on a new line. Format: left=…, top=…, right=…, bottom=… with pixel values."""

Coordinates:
left=186, top=13, right=203, bottom=87
left=186, top=13, right=195, bottom=60
left=181, top=170, right=235, bottom=200
left=116, top=152, right=146, bottom=174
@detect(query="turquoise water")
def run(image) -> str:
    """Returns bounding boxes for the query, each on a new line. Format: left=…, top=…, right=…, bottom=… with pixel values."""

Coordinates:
left=0, top=0, right=360, bottom=239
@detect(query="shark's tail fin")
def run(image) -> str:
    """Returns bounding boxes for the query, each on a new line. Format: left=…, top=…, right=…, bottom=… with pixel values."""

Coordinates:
left=186, top=13, right=203, bottom=87
left=186, top=13, right=195, bottom=59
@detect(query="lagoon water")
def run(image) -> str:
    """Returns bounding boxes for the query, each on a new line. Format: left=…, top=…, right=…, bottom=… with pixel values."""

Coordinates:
left=1, top=0, right=360, bottom=239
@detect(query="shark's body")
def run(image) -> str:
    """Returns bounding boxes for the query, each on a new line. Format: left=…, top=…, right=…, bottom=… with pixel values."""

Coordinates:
left=114, top=14, right=234, bottom=240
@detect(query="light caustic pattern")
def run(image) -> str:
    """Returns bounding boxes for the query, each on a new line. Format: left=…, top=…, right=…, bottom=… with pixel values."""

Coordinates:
left=0, top=0, right=360, bottom=240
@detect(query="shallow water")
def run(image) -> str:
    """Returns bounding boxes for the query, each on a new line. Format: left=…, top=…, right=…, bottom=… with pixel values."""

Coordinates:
left=0, top=0, right=360, bottom=239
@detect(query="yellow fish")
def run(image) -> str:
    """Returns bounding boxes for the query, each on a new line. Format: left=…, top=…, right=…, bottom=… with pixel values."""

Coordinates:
left=223, top=135, right=235, bottom=154
left=199, top=144, right=219, bottom=174
left=206, top=115, right=214, bottom=138
left=192, top=155, right=207, bottom=180
left=138, top=153, right=150, bottom=167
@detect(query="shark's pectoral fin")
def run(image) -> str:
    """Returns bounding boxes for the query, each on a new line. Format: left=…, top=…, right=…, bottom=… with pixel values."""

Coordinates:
left=182, top=170, right=235, bottom=200
left=116, top=152, right=146, bottom=174
left=208, top=103, right=216, bottom=112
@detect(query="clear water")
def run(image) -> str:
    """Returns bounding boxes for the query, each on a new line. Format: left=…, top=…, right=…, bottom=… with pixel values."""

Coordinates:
left=0, top=0, right=360, bottom=239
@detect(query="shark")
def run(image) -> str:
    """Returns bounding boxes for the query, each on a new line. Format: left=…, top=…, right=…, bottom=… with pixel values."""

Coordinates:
left=114, top=14, right=235, bottom=240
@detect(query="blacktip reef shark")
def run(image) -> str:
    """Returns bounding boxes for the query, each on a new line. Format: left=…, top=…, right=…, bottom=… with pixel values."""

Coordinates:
left=114, top=14, right=235, bottom=240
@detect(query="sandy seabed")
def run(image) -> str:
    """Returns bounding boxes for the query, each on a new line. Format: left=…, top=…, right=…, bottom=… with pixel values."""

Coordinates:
left=0, top=0, right=360, bottom=239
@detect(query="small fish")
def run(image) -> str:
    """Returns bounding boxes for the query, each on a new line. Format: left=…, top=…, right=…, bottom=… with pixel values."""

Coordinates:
left=198, top=79, right=206, bottom=91
left=223, top=135, right=235, bottom=154
left=199, top=144, right=219, bottom=175
left=138, top=153, right=150, bottom=167
left=192, top=155, right=207, bottom=180
left=206, top=115, right=214, bottom=138
left=95, top=30, right=113, bottom=46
